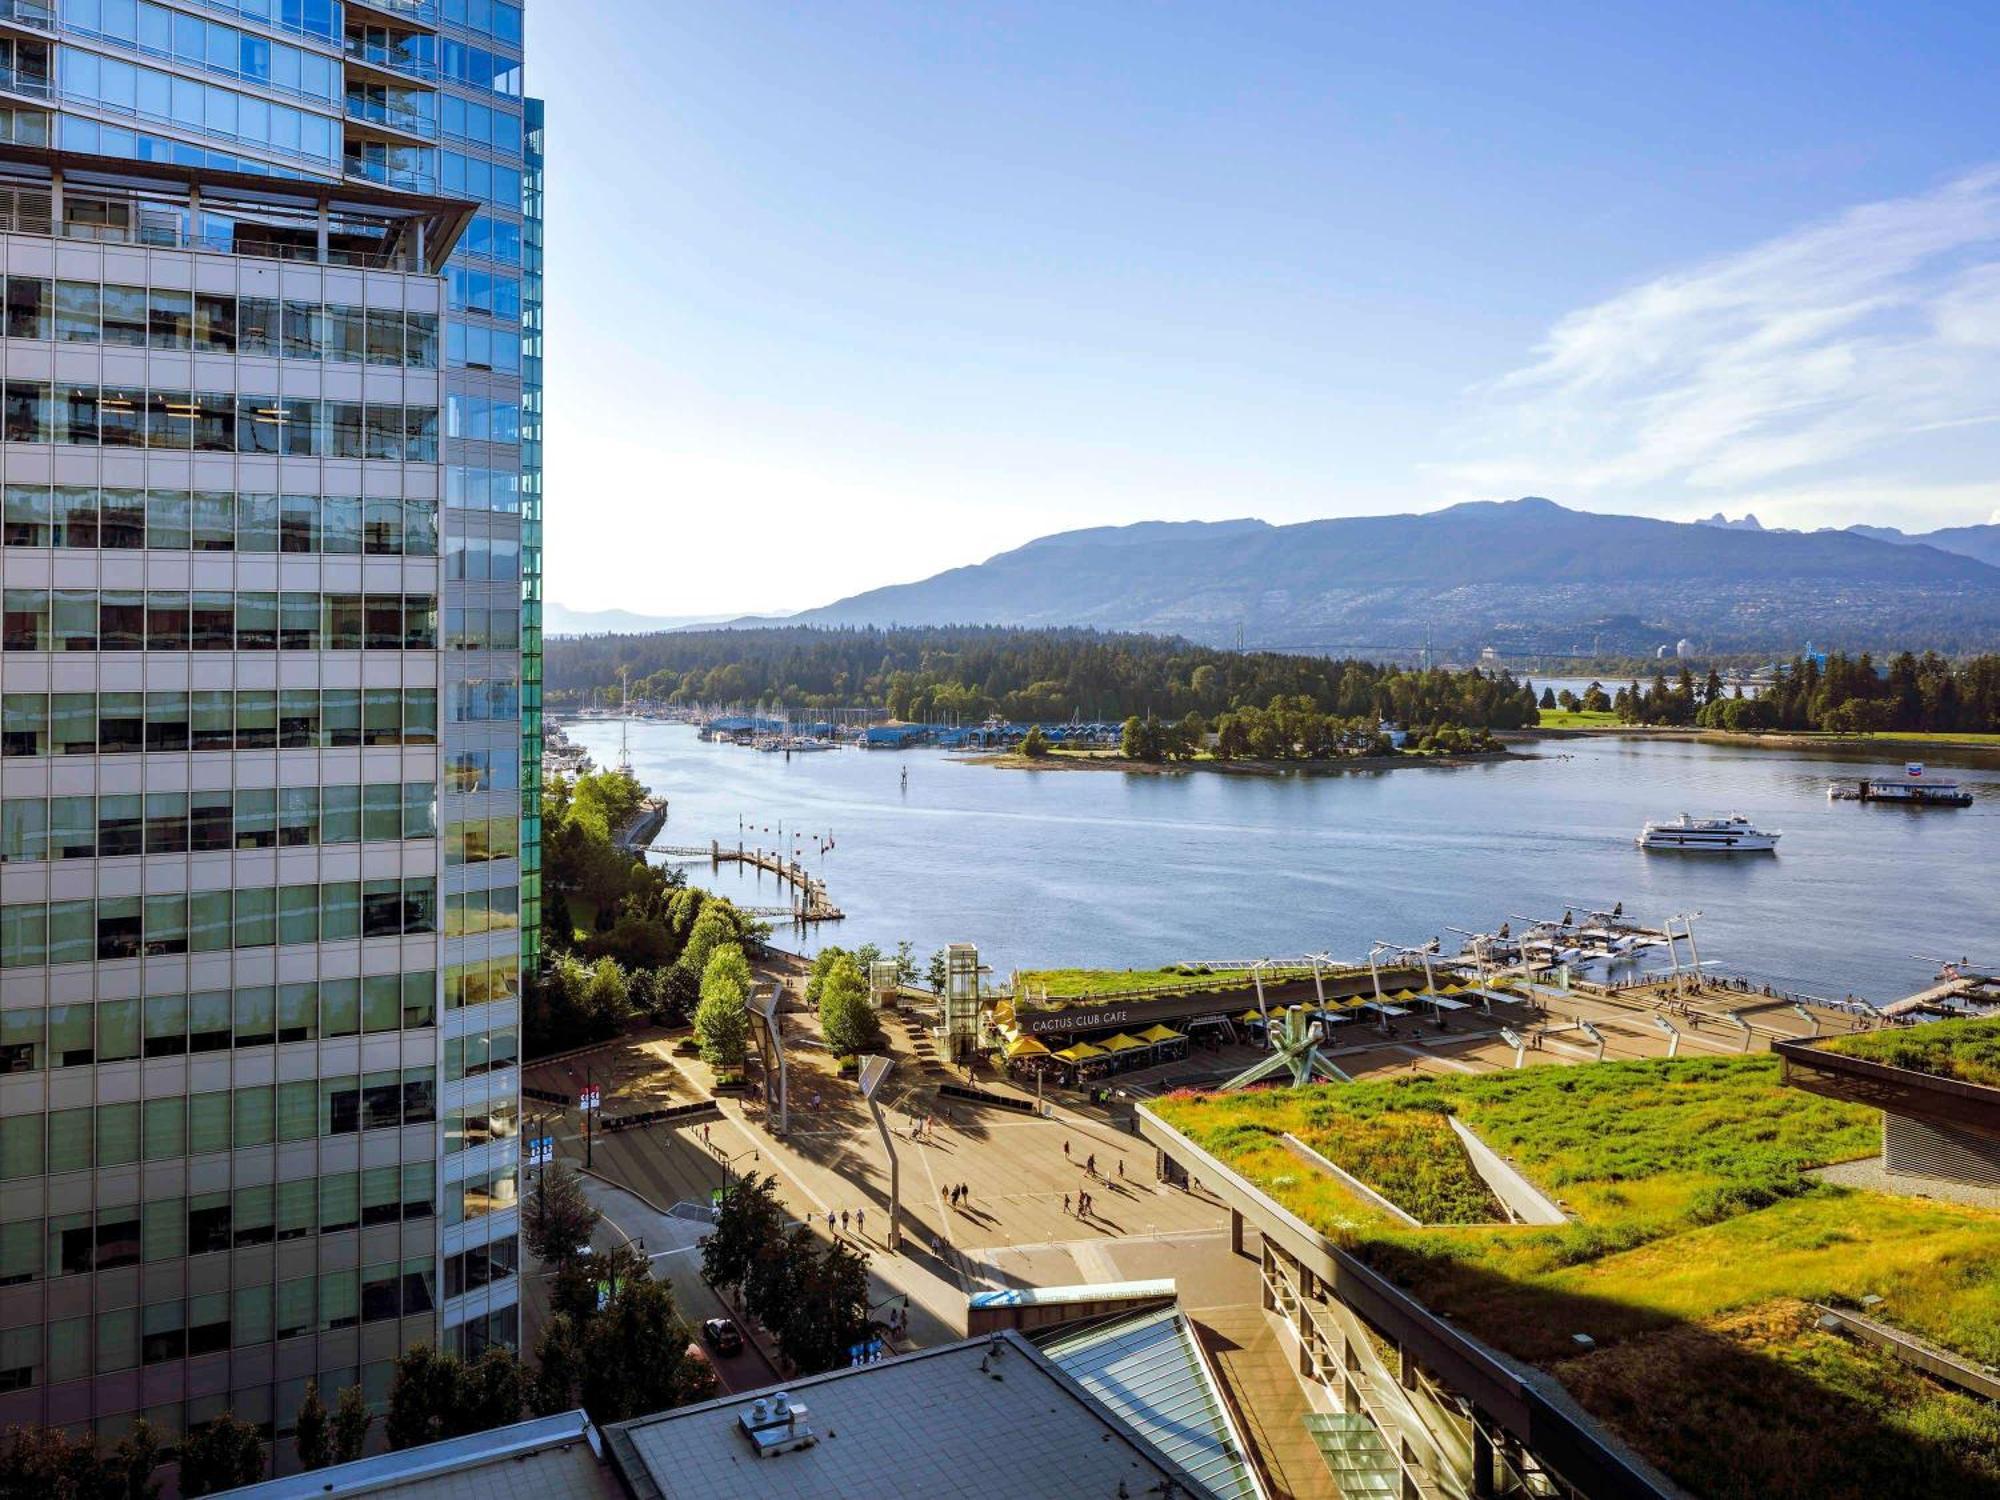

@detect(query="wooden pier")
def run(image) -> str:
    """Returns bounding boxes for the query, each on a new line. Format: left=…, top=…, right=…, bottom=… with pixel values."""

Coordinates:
left=650, top=839, right=844, bottom=924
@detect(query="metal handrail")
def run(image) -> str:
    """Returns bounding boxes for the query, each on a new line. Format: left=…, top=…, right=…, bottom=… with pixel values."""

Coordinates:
left=0, top=67, right=52, bottom=99
left=342, top=37, right=439, bottom=81
left=41, top=218, right=413, bottom=271
left=343, top=158, right=436, bottom=193
left=345, top=95, right=439, bottom=138
left=0, top=0, right=56, bottom=32
left=348, top=0, right=441, bottom=23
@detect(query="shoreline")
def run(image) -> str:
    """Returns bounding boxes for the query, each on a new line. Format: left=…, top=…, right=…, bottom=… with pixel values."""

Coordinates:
left=957, top=747, right=1520, bottom=776
left=1507, top=726, right=2000, bottom=757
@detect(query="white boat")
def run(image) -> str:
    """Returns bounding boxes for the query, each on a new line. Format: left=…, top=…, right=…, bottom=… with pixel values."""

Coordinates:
left=1636, top=814, right=1779, bottom=853
left=1828, top=762, right=1972, bottom=807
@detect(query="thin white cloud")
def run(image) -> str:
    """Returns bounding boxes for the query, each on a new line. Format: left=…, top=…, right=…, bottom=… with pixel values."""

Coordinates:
left=1436, top=167, right=2000, bottom=529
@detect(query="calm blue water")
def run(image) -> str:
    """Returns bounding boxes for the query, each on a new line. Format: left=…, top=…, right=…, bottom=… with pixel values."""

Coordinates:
left=561, top=720, right=1995, bottom=1004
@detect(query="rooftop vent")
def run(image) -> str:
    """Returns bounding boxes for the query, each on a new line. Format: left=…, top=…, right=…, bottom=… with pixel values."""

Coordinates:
left=738, top=1392, right=815, bottom=1459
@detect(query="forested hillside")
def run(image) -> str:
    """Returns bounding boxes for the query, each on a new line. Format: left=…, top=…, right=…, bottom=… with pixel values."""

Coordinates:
left=548, top=625, right=1544, bottom=729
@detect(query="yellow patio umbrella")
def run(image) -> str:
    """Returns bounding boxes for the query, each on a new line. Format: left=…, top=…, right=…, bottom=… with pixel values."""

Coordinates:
left=1238, top=1009, right=1264, bottom=1024
left=1440, top=982, right=1465, bottom=994
left=1099, top=1033, right=1150, bottom=1053
left=1391, top=989, right=1419, bottom=1001
left=1003, top=1034, right=1051, bottom=1061
left=992, top=1000, right=1016, bottom=1026
left=1138, top=1024, right=1183, bottom=1044
left=1052, top=1041, right=1106, bottom=1063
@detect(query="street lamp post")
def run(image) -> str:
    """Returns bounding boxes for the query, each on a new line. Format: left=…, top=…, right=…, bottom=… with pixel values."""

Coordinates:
left=858, top=1054, right=900, bottom=1251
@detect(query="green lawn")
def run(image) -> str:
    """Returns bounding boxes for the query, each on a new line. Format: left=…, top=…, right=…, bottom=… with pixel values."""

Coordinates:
left=1017, top=963, right=1326, bottom=999
left=1837, top=730, right=2000, bottom=746
left=1531, top=708, right=1623, bottom=729
left=1154, top=1057, right=2000, bottom=1497
left=1818, top=1017, right=2000, bottom=1089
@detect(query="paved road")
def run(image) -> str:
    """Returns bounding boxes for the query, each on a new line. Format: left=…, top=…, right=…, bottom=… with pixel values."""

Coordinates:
left=576, top=1172, right=785, bottom=1394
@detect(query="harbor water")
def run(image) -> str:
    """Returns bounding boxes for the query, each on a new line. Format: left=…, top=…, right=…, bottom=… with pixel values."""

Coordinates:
left=563, top=720, right=1994, bottom=1003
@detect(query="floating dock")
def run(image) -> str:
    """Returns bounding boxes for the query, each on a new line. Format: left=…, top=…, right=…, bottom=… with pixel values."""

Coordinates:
left=650, top=839, right=844, bottom=924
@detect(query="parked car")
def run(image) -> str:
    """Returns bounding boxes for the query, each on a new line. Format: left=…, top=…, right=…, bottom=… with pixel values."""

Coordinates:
left=702, top=1317, right=744, bottom=1355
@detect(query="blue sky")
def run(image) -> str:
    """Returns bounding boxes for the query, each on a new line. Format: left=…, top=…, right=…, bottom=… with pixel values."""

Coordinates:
left=531, top=2, right=2000, bottom=615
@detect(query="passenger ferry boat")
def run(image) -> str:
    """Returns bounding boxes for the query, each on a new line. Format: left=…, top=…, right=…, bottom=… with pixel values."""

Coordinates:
left=1636, top=814, right=1779, bottom=853
left=1828, top=762, right=1972, bottom=807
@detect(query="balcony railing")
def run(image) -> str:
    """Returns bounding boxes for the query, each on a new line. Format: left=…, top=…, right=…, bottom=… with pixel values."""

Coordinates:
left=347, top=0, right=440, bottom=25
left=346, top=95, right=440, bottom=139
left=0, top=0, right=56, bottom=33
left=41, top=217, right=416, bottom=270
left=344, top=157, right=437, bottom=194
left=0, top=66, right=52, bottom=99
left=342, top=37, right=439, bottom=82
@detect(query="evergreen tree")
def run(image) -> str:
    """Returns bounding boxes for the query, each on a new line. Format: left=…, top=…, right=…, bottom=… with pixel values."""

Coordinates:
left=109, top=1419, right=167, bottom=1500
left=524, top=1162, right=601, bottom=1265
left=773, top=1235, right=872, bottom=1375
left=330, top=1385, right=373, bottom=1465
left=177, top=1415, right=264, bottom=1496
left=383, top=1345, right=462, bottom=1450
left=294, top=1382, right=332, bottom=1471
left=575, top=1274, right=716, bottom=1425
left=703, top=1174, right=787, bottom=1301
left=530, top=1313, right=588, bottom=1416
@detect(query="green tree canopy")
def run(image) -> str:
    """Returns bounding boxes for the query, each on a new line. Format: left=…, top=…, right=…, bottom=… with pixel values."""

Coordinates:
left=330, top=1385, right=372, bottom=1466
left=817, top=955, right=880, bottom=1058
left=524, top=1162, right=601, bottom=1266
left=177, top=1415, right=264, bottom=1496
left=694, top=943, right=752, bottom=1072
left=293, top=1382, right=332, bottom=1472
left=703, top=1174, right=787, bottom=1300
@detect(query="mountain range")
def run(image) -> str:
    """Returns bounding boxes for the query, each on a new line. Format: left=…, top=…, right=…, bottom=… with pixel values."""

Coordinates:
left=771, top=499, right=2000, bottom=657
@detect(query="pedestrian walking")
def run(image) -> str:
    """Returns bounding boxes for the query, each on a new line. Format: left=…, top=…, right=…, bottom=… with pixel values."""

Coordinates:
left=840, top=1209, right=850, bottom=1234
left=1063, top=1193, right=1071, bottom=1215
left=857, top=1208, right=866, bottom=1235
left=1117, top=1159, right=1125, bottom=1179
left=826, top=1210, right=836, bottom=1234
left=1063, top=1140, right=1071, bottom=1160
left=1086, top=1153, right=1096, bottom=1177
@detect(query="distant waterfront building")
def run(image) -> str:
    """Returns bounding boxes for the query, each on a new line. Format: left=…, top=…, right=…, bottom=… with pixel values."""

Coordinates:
left=0, top=0, right=531, bottom=1458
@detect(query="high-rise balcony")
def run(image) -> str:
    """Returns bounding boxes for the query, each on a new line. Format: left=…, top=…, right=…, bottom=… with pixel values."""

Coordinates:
left=346, top=0, right=440, bottom=32
left=344, top=155, right=436, bottom=194
left=0, top=0, right=55, bottom=34
left=346, top=93, right=440, bottom=141
left=0, top=62, right=51, bottom=99
left=344, top=35, right=440, bottom=84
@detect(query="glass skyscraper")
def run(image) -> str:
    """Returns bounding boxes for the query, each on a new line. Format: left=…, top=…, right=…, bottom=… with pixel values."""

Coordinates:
left=0, top=0, right=531, bottom=1461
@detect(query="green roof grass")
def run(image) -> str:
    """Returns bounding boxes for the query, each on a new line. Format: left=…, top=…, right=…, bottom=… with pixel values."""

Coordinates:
left=1017, top=964, right=1325, bottom=1000
left=1153, top=1056, right=2000, bottom=1499
left=1816, top=1017, right=2000, bottom=1089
